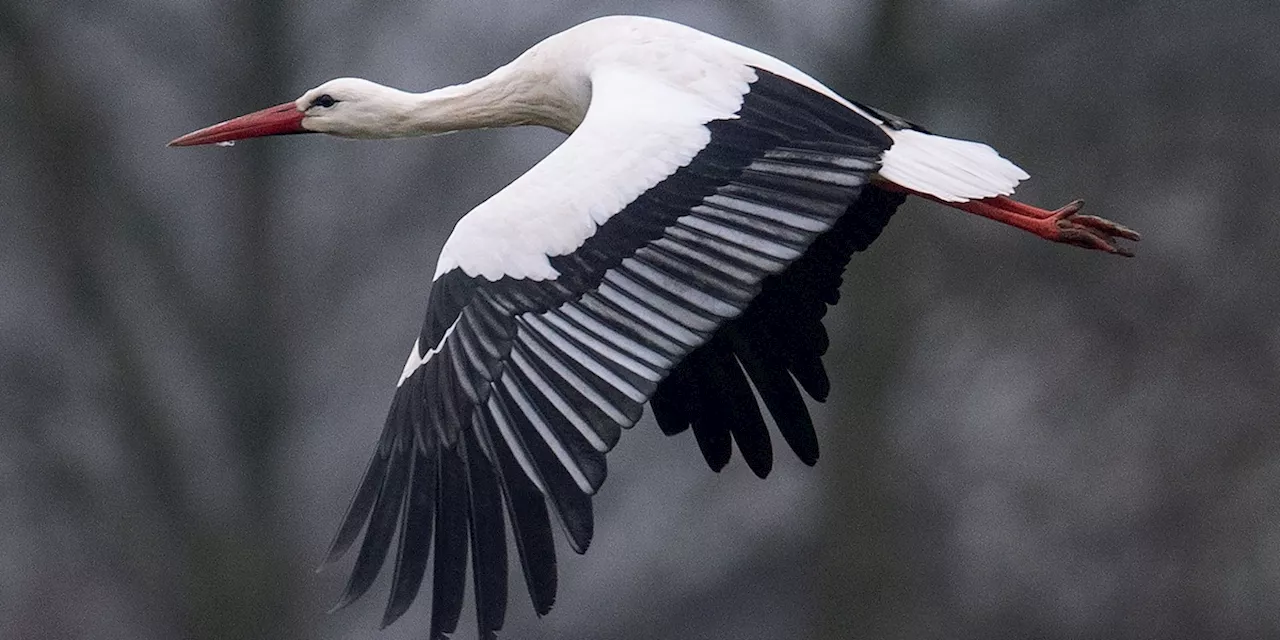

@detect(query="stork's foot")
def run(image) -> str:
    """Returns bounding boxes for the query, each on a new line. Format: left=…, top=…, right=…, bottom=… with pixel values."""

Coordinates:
left=878, top=184, right=1145, bottom=257
left=1041, top=200, right=1142, bottom=257
left=933, top=194, right=1143, bottom=257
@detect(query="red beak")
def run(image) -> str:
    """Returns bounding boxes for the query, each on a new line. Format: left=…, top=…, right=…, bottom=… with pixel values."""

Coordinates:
left=168, top=101, right=308, bottom=147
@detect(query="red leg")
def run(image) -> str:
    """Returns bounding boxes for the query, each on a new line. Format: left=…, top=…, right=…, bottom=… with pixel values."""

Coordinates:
left=877, top=182, right=1142, bottom=256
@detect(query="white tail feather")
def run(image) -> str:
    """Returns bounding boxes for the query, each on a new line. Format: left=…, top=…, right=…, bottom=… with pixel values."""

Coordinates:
left=879, top=129, right=1030, bottom=202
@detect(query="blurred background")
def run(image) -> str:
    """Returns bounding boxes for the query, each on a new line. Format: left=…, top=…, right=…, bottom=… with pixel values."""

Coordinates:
left=3, top=1, right=1278, bottom=638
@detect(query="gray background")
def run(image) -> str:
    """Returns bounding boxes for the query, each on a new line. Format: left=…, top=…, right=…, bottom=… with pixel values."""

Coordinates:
left=3, top=1, right=1277, bottom=638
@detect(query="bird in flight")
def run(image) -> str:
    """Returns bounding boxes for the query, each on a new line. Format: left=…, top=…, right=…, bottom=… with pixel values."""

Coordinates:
left=171, top=15, right=1139, bottom=639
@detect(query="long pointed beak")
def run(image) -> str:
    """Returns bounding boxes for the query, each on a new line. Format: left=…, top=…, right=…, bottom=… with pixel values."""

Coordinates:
left=168, top=101, right=308, bottom=147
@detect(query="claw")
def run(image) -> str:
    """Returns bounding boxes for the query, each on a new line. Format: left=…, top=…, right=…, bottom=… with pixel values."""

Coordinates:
left=1071, top=214, right=1142, bottom=242
left=1049, top=200, right=1139, bottom=257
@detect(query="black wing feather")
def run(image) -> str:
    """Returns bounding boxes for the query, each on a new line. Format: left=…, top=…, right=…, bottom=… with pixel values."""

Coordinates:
left=681, top=347, right=734, bottom=472
left=729, top=324, right=819, bottom=465
left=704, top=335, right=774, bottom=478
left=505, top=362, right=608, bottom=491
left=492, top=380, right=595, bottom=553
left=650, top=362, right=694, bottom=437
left=462, top=429, right=508, bottom=639
left=324, top=412, right=398, bottom=565
left=381, top=441, right=437, bottom=627
left=473, top=410, right=559, bottom=615
left=331, top=422, right=412, bottom=611
left=428, top=445, right=469, bottom=640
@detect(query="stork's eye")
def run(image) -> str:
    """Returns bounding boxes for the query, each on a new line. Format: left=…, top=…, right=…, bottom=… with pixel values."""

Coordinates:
left=312, top=94, right=337, bottom=108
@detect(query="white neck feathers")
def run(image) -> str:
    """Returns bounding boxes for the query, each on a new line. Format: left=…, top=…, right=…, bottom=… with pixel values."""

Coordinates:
left=408, top=59, right=587, bottom=135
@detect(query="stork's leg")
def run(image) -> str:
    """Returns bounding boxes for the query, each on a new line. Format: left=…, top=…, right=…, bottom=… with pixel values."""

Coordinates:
left=878, top=183, right=1141, bottom=256
left=945, top=196, right=1140, bottom=256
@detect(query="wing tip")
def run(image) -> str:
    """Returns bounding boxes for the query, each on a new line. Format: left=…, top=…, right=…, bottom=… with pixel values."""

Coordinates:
left=745, top=455, right=773, bottom=479
left=534, top=594, right=557, bottom=617
left=379, top=606, right=407, bottom=631
left=327, top=591, right=360, bottom=615
left=798, top=448, right=819, bottom=467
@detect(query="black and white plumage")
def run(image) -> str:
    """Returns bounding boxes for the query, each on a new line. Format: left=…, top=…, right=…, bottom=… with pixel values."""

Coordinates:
left=170, top=14, right=1139, bottom=639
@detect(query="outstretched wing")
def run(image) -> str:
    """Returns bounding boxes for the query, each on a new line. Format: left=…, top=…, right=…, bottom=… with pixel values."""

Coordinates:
left=324, top=66, right=897, bottom=638
left=650, top=185, right=905, bottom=476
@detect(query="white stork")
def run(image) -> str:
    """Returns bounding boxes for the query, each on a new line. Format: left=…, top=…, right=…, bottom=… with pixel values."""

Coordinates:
left=171, top=15, right=1139, bottom=639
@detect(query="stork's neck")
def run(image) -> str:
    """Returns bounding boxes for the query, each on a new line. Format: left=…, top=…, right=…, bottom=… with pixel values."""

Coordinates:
left=408, top=62, right=587, bottom=136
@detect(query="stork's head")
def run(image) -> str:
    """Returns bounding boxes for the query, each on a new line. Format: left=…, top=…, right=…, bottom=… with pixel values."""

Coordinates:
left=169, top=78, right=417, bottom=147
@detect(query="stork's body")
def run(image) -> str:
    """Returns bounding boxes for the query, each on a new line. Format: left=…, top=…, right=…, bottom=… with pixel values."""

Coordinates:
left=171, top=15, right=1138, bottom=639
